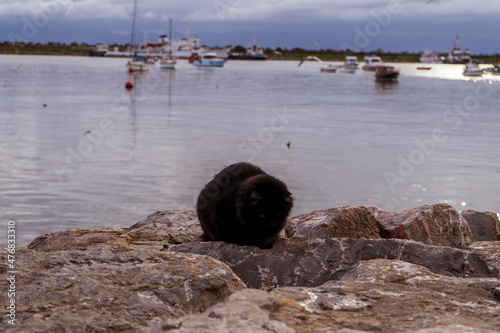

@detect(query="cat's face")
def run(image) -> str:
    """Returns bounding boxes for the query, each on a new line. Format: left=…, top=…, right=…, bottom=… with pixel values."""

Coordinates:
left=237, top=175, right=293, bottom=229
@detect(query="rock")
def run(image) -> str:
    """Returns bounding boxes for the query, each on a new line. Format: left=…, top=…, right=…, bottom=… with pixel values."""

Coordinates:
left=468, top=241, right=500, bottom=277
left=4, top=207, right=500, bottom=332
left=141, top=259, right=500, bottom=333
left=461, top=210, right=500, bottom=241
left=28, top=210, right=202, bottom=252
left=372, top=203, right=473, bottom=249
left=27, top=228, right=132, bottom=252
left=170, top=237, right=495, bottom=289
left=285, top=206, right=380, bottom=240
left=142, top=289, right=294, bottom=333
left=0, top=247, right=246, bottom=332
left=286, top=203, right=474, bottom=249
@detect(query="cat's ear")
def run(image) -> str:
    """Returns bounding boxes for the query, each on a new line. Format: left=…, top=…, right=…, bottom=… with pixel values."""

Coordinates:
left=249, top=191, right=262, bottom=205
left=283, top=191, right=293, bottom=203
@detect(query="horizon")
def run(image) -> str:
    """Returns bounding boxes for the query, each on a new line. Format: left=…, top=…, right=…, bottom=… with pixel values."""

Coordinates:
left=1, top=1, right=499, bottom=54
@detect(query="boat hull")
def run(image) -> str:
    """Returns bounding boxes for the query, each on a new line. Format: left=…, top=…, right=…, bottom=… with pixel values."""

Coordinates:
left=160, top=59, right=177, bottom=69
left=375, top=72, right=400, bottom=81
left=193, top=60, right=225, bottom=67
left=127, top=61, right=149, bottom=72
left=227, top=54, right=267, bottom=60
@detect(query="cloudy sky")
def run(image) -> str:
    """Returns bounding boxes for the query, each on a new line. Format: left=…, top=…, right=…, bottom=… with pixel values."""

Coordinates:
left=1, top=0, right=499, bottom=53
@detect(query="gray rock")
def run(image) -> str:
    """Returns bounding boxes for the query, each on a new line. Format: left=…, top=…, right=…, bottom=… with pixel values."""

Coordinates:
left=461, top=210, right=500, bottom=241
left=141, top=259, right=500, bottom=333
left=0, top=247, right=246, bottom=332
left=286, top=203, right=474, bottom=249
left=170, top=237, right=496, bottom=289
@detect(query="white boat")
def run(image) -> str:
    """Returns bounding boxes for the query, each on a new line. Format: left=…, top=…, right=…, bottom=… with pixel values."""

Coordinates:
left=339, top=56, right=358, bottom=73
left=362, top=55, right=384, bottom=71
left=297, top=56, right=341, bottom=73
left=320, top=65, right=339, bottom=73
left=159, top=18, right=177, bottom=70
left=126, top=0, right=148, bottom=72
left=420, top=51, right=443, bottom=64
left=445, top=35, right=471, bottom=64
left=191, top=53, right=226, bottom=67
left=485, top=63, right=500, bottom=76
left=463, top=63, right=483, bottom=77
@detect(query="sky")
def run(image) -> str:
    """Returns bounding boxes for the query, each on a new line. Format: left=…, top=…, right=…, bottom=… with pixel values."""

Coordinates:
left=0, top=0, right=499, bottom=54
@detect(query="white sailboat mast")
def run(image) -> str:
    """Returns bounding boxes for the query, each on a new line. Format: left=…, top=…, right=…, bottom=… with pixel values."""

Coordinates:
left=130, top=0, right=138, bottom=53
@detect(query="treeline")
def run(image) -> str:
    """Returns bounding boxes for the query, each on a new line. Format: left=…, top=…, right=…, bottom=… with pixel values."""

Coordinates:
left=1, top=41, right=499, bottom=63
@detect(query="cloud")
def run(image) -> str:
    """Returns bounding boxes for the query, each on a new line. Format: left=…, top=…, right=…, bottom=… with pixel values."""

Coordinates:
left=65, top=0, right=129, bottom=19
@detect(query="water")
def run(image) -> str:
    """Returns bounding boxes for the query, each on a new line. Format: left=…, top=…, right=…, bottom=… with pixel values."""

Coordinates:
left=1, top=55, right=499, bottom=245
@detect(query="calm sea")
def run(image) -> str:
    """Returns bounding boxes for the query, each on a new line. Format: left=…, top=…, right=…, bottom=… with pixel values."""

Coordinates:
left=1, top=54, right=499, bottom=245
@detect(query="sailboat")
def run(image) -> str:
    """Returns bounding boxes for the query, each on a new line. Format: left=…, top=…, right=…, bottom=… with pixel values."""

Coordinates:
left=126, top=0, right=149, bottom=72
left=160, top=18, right=177, bottom=69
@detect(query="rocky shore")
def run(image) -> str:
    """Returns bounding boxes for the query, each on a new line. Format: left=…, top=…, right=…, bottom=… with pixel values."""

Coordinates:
left=1, top=203, right=499, bottom=332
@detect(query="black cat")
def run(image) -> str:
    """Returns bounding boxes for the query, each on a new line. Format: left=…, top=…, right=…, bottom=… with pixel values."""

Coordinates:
left=196, top=162, right=293, bottom=248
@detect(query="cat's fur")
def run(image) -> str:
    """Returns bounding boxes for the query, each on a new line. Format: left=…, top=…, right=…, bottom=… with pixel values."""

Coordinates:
left=196, top=162, right=293, bottom=248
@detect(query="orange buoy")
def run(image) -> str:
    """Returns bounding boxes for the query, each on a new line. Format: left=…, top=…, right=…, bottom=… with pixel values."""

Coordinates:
left=128, top=67, right=134, bottom=73
left=125, top=81, right=134, bottom=89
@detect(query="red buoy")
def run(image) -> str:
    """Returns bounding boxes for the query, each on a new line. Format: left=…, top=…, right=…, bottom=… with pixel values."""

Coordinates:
left=125, top=81, right=134, bottom=89
left=128, top=67, right=134, bottom=73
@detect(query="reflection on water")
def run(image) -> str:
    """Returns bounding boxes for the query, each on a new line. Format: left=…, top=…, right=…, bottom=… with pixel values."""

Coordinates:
left=1, top=55, right=500, bottom=244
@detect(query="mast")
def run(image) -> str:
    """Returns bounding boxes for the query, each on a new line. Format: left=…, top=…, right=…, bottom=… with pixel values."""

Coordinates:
left=169, top=18, right=173, bottom=56
left=130, top=0, right=138, bottom=55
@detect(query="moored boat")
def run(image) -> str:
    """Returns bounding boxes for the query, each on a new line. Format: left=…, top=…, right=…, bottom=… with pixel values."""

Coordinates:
left=228, top=36, right=267, bottom=60
left=445, top=35, right=471, bottom=64
left=159, top=18, right=177, bottom=70
left=339, top=56, right=358, bottom=73
left=126, top=0, right=149, bottom=72
left=362, top=55, right=384, bottom=71
left=463, top=63, right=483, bottom=77
left=420, top=51, right=443, bottom=64
left=191, top=53, right=226, bottom=67
left=375, top=65, right=400, bottom=81
left=319, top=65, right=338, bottom=73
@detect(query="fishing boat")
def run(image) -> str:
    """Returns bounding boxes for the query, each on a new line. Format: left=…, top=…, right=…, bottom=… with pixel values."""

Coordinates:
left=375, top=65, right=400, bottom=81
left=339, top=56, right=358, bottom=73
left=126, top=0, right=149, bottom=72
left=463, top=63, right=483, bottom=77
left=228, top=35, right=267, bottom=60
left=419, top=51, right=443, bottom=64
left=191, top=53, right=226, bottom=67
left=445, top=35, right=471, bottom=64
left=362, top=55, right=384, bottom=71
left=159, top=18, right=177, bottom=70
left=485, top=63, right=500, bottom=76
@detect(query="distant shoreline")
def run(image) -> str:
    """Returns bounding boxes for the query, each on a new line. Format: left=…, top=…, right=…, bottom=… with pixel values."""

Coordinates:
left=1, top=46, right=499, bottom=64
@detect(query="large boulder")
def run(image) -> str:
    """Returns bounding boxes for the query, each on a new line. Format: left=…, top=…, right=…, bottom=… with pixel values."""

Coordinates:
left=285, top=206, right=380, bottom=239
left=170, top=237, right=496, bottom=289
left=4, top=206, right=500, bottom=332
left=27, top=210, right=202, bottom=252
left=0, top=247, right=245, bottom=332
left=461, top=210, right=500, bottom=241
left=286, top=204, right=474, bottom=249
left=141, top=259, right=500, bottom=333
left=372, top=203, right=473, bottom=249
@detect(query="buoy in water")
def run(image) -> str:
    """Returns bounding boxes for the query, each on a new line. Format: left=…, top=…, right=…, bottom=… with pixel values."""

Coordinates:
left=128, top=67, right=134, bottom=73
left=125, top=81, right=134, bottom=89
